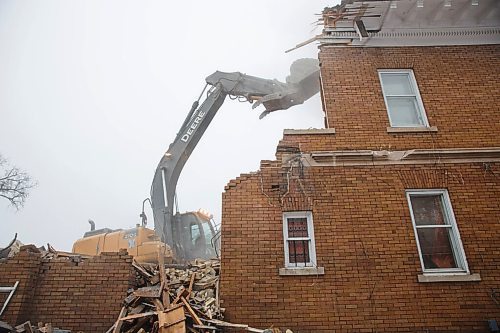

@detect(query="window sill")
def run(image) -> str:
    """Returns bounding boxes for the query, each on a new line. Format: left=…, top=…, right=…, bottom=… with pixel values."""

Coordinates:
left=279, top=267, right=325, bottom=276
left=417, top=273, right=481, bottom=283
left=387, top=126, right=438, bottom=133
left=284, top=128, right=335, bottom=135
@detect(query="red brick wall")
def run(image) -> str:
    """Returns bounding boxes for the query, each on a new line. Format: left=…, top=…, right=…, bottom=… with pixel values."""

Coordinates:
left=0, top=249, right=134, bottom=332
left=220, top=43, right=500, bottom=332
left=280, top=45, right=500, bottom=152
left=220, top=161, right=500, bottom=332
left=0, top=248, right=41, bottom=324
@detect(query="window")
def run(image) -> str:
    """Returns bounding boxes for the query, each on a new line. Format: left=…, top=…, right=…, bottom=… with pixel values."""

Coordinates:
left=190, top=223, right=201, bottom=248
left=406, top=190, right=469, bottom=274
left=282, top=211, right=317, bottom=268
left=379, top=69, right=428, bottom=127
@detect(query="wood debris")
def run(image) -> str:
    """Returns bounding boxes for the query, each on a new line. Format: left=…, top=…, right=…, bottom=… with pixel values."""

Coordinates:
left=110, top=258, right=271, bottom=333
left=1, top=253, right=296, bottom=333
left=0, top=321, right=72, bottom=333
left=105, top=258, right=221, bottom=332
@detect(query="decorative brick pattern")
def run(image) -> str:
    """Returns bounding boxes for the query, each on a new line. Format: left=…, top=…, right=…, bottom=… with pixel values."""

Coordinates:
left=0, top=249, right=134, bottom=332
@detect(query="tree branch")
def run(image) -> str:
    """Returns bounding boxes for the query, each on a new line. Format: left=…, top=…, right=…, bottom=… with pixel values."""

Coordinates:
left=0, top=155, right=37, bottom=210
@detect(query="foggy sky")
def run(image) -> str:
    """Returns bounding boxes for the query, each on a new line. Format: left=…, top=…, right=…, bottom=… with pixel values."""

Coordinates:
left=0, top=0, right=336, bottom=250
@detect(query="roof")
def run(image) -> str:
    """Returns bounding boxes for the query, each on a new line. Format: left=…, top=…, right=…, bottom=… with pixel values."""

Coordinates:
left=320, top=0, right=500, bottom=46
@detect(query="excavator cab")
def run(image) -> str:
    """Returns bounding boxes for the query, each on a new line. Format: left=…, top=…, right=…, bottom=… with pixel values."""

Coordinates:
left=174, top=210, right=219, bottom=261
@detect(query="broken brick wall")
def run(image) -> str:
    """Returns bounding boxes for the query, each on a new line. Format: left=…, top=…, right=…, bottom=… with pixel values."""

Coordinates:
left=220, top=43, right=500, bottom=332
left=281, top=45, right=500, bottom=152
left=220, top=161, right=500, bottom=332
left=0, top=249, right=134, bottom=332
left=0, top=249, right=41, bottom=324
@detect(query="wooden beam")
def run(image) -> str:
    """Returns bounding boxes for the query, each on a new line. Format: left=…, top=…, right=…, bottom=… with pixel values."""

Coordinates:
left=181, top=297, right=203, bottom=326
left=112, top=307, right=127, bottom=333
left=118, top=311, right=155, bottom=322
left=172, top=286, right=189, bottom=305
left=186, top=273, right=196, bottom=300
left=133, top=260, right=153, bottom=279
left=158, top=250, right=170, bottom=307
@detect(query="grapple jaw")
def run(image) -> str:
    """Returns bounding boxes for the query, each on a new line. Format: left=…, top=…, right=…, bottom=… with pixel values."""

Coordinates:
left=205, top=58, right=320, bottom=118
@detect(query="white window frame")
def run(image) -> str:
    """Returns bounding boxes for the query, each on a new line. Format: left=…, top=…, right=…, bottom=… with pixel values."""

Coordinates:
left=282, top=211, right=317, bottom=268
left=378, top=69, right=429, bottom=128
left=406, top=189, right=470, bottom=275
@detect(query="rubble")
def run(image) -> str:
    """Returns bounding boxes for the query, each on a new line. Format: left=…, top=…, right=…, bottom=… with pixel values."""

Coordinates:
left=108, top=258, right=292, bottom=333
left=0, top=321, right=73, bottom=333
left=108, top=258, right=228, bottom=332
left=1, top=246, right=296, bottom=333
left=0, top=233, right=23, bottom=260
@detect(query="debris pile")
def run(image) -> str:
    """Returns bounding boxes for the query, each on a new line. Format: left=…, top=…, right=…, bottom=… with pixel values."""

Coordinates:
left=1, top=246, right=297, bottom=333
left=0, top=233, right=23, bottom=260
left=108, top=258, right=268, bottom=333
left=0, top=321, right=72, bottom=333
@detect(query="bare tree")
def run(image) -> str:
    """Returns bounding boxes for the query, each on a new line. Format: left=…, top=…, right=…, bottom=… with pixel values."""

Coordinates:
left=0, top=155, right=37, bottom=209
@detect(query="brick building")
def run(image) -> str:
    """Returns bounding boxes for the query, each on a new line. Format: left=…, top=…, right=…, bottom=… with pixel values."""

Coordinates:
left=220, top=1, right=500, bottom=332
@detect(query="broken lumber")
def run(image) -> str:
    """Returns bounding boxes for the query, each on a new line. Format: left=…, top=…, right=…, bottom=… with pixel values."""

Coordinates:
left=112, top=307, right=128, bottom=333
left=181, top=296, right=203, bottom=326
left=157, top=251, right=170, bottom=307
left=158, top=304, right=185, bottom=333
left=118, top=311, right=156, bottom=322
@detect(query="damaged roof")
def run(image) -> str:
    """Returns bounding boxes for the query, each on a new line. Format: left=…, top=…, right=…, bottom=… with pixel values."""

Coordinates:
left=320, top=0, right=500, bottom=46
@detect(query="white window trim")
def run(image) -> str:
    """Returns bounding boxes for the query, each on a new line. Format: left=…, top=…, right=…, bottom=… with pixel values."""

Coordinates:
left=282, top=211, right=317, bottom=269
left=406, top=189, right=470, bottom=275
left=378, top=69, right=430, bottom=128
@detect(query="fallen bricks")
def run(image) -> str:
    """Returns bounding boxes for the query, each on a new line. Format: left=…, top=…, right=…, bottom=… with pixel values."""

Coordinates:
left=107, top=258, right=272, bottom=333
left=1, top=246, right=296, bottom=333
left=0, top=321, right=73, bottom=333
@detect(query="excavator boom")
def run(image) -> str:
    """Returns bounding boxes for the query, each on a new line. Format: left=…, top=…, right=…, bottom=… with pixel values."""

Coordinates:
left=151, top=59, right=320, bottom=259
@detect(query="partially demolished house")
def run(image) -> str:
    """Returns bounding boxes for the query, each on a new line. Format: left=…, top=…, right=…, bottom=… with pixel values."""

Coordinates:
left=220, top=0, right=500, bottom=332
left=0, top=247, right=229, bottom=332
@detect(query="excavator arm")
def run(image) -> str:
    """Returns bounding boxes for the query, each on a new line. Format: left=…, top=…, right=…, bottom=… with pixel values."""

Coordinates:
left=150, top=59, right=320, bottom=258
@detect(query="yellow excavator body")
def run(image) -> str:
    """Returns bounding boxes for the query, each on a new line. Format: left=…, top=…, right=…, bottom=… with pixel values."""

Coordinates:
left=72, top=226, right=173, bottom=263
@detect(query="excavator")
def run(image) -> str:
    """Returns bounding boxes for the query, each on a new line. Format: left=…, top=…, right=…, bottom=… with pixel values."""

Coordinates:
left=72, top=58, right=320, bottom=262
